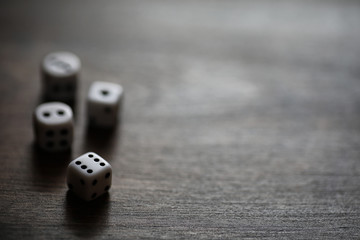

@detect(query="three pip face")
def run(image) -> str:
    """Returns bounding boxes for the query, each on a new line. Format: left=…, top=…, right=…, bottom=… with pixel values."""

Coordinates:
left=33, top=51, right=122, bottom=201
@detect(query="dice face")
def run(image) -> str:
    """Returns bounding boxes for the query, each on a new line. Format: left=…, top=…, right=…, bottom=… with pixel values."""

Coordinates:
left=87, top=81, right=123, bottom=128
left=41, top=51, right=81, bottom=101
left=33, top=102, right=74, bottom=152
left=66, top=152, right=112, bottom=201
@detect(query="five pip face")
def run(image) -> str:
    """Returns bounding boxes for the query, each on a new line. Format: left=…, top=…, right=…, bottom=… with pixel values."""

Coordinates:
left=66, top=152, right=112, bottom=201
left=32, top=51, right=122, bottom=201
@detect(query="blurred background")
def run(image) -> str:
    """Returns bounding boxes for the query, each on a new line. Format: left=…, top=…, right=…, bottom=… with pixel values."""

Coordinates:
left=0, top=0, right=360, bottom=238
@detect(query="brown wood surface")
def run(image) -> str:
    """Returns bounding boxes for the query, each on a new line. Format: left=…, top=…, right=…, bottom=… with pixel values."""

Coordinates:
left=0, top=0, right=360, bottom=239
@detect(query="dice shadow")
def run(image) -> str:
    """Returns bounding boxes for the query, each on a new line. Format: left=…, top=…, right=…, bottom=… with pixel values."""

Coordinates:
left=64, top=190, right=110, bottom=237
left=30, top=143, right=72, bottom=191
left=82, top=119, right=122, bottom=159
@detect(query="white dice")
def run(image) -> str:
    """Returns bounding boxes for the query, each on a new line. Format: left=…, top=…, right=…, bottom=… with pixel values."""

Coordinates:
left=87, top=81, right=123, bottom=128
left=33, top=102, right=74, bottom=152
left=66, top=152, right=112, bottom=201
left=41, top=51, right=81, bottom=101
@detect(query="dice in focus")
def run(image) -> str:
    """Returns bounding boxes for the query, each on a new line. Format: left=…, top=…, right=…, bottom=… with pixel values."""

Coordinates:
left=41, top=51, right=81, bottom=101
left=33, top=102, right=74, bottom=152
left=66, top=152, right=112, bottom=201
left=87, top=81, right=123, bottom=128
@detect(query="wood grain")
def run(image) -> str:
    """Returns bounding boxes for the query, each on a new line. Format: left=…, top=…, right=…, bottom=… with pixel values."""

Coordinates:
left=0, top=0, right=360, bottom=238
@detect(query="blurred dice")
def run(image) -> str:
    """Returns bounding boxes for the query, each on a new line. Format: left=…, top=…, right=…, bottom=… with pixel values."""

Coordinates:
left=87, top=81, right=124, bottom=128
left=41, top=51, right=81, bottom=102
left=33, top=102, right=74, bottom=152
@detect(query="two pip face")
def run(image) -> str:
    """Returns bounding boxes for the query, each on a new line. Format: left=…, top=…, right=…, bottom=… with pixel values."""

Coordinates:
left=33, top=102, right=73, bottom=152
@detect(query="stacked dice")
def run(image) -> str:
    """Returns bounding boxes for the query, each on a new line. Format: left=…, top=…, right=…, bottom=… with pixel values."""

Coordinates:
left=41, top=51, right=80, bottom=102
left=34, top=51, right=79, bottom=152
left=33, top=51, right=124, bottom=201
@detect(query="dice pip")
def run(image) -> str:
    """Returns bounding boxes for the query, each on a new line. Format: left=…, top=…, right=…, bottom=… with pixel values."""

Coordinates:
left=41, top=51, right=81, bottom=101
left=66, top=152, right=112, bottom=201
left=87, top=81, right=123, bottom=128
left=33, top=102, right=74, bottom=152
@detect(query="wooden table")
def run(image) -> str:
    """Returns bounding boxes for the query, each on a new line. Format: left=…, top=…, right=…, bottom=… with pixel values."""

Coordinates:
left=0, top=0, right=359, bottom=238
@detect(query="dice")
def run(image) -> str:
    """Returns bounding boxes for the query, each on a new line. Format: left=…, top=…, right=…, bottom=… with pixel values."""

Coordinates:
left=33, top=102, right=74, bottom=152
left=41, top=51, right=81, bottom=101
left=66, top=152, right=112, bottom=201
left=87, top=81, right=123, bottom=128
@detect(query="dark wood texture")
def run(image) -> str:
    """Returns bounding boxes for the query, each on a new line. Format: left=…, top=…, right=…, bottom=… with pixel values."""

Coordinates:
left=1, top=0, right=360, bottom=239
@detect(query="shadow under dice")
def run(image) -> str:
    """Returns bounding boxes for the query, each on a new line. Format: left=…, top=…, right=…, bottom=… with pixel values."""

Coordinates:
left=41, top=51, right=81, bottom=101
left=33, top=102, right=74, bottom=152
left=87, top=81, right=123, bottom=128
left=66, top=152, right=112, bottom=201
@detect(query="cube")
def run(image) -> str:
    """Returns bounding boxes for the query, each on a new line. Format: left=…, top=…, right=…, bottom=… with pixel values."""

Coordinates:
left=87, top=81, right=123, bottom=128
left=66, top=152, right=112, bottom=201
left=41, top=51, right=81, bottom=101
left=33, top=102, right=74, bottom=152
